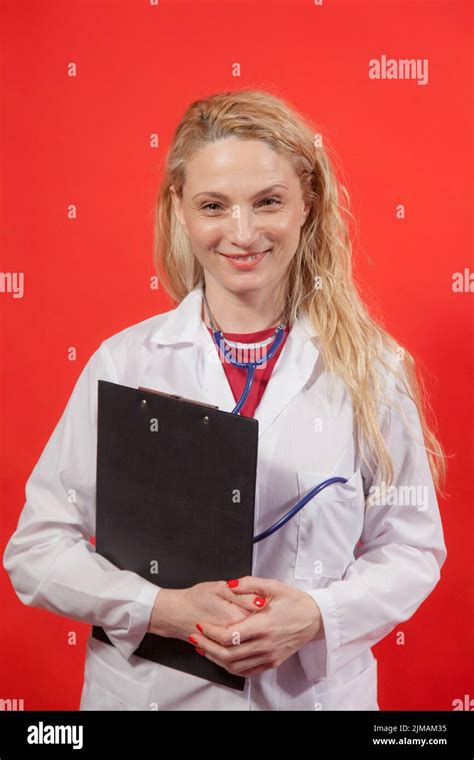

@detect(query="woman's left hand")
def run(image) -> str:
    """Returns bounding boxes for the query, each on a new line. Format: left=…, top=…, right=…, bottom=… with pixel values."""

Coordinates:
left=193, top=576, right=324, bottom=677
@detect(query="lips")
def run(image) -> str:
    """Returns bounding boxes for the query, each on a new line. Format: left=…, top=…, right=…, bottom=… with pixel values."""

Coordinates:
left=218, top=249, right=271, bottom=270
left=219, top=248, right=272, bottom=261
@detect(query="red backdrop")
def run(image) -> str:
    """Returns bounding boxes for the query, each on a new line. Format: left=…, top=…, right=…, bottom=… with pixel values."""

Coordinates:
left=1, top=0, right=472, bottom=710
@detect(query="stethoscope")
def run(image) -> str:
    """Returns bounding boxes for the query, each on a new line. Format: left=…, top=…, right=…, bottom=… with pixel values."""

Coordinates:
left=203, top=290, right=348, bottom=543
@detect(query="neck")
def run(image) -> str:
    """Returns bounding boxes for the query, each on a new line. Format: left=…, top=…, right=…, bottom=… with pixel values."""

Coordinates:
left=202, top=279, right=287, bottom=333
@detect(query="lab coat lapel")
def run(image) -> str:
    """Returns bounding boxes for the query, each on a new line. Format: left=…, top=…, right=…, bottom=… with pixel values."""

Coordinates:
left=194, top=299, right=321, bottom=440
left=149, top=283, right=320, bottom=439
left=149, top=284, right=239, bottom=413
left=252, top=319, right=320, bottom=438
left=195, top=323, right=240, bottom=414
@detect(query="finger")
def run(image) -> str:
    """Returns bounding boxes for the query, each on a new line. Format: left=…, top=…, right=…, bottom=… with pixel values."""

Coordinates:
left=224, top=575, right=280, bottom=598
left=238, top=664, right=270, bottom=677
left=192, top=631, right=240, bottom=664
left=228, top=652, right=275, bottom=673
left=195, top=637, right=273, bottom=676
left=195, top=610, right=267, bottom=647
left=194, top=620, right=250, bottom=647
left=193, top=628, right=267, bottom=667
left=216, top=580, right=271, bottom=612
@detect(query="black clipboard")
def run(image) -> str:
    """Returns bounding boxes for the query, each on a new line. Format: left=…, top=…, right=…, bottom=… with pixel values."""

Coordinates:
left=92, top=380, right=258, bottom=691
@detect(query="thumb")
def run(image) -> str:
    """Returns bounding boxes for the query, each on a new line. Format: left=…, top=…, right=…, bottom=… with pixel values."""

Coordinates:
left=225, top=575, right=279, bottom=599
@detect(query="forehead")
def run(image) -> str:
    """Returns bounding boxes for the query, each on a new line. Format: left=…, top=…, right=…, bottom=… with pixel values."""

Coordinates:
left=184, top=138, right=298, bottom=191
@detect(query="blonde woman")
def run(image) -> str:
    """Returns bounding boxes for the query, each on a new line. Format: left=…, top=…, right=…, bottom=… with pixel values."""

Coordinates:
left=3, top=89, right=447, bottom=711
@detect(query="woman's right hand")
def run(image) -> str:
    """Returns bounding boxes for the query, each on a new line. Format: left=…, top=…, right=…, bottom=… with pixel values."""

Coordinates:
left=148, top=580, right=269, bottom=642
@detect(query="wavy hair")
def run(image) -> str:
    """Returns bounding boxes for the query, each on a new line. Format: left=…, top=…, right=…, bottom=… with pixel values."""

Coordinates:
left=153, top=88, right=448, bottom=495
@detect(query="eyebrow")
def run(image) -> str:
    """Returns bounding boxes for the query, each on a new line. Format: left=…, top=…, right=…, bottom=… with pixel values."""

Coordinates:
left=192, top=183, right=289, bottom=201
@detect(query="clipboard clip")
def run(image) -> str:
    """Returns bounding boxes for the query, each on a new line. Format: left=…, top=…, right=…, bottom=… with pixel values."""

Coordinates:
left=138, top=386, right=219, bottom=411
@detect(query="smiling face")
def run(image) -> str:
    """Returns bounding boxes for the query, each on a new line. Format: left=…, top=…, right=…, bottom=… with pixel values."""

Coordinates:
left=170, top=138, right=310, bottom=300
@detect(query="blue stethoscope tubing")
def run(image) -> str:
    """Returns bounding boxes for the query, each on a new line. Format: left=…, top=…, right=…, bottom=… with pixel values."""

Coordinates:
left=211, top=326, right=348, bottom=543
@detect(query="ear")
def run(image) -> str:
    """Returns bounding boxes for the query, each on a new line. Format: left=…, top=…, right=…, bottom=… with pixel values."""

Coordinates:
left=301, top=201, right=311, bottom=227
left=170, top=184, right=187, bottom=229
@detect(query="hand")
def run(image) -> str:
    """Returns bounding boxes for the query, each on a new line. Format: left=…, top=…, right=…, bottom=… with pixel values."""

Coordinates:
left=148, top=580, right=269, bottom=642
left=192, top=576, right=324, bottom=677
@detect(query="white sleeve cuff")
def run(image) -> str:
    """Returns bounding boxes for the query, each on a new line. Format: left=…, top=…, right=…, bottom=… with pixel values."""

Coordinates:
left=298, top=588, right=341, bottom=682
left=103, top=581, right=162, bottom=661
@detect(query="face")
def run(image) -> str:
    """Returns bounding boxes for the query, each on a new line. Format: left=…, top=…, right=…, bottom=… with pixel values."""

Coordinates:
left=170, top=138, right=310, bottom=298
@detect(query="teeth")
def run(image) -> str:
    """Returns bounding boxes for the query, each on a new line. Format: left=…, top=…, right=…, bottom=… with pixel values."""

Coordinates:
left=236, top=255, right=258, bottom=262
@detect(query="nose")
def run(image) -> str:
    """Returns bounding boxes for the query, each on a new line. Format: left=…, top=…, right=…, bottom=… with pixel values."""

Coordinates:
left=226, top=206, right=262, bottom=249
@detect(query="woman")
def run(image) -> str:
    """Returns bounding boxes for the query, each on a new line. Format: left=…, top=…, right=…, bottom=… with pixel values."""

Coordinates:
left=3, top=89, right=447, bottom=711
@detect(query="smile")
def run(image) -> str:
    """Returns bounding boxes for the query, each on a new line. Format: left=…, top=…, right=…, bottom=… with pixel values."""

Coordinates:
left=218, top=249, right=271, bottom=269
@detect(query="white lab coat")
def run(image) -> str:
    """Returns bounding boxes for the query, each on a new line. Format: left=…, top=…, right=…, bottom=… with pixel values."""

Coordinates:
left=3, top=283, right=447, bottom=711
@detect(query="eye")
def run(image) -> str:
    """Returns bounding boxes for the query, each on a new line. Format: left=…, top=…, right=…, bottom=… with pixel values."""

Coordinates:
left=200, top=202, right=222, bottom=211
left=259, top=196, right=282, bottom=207
left=200, top=196, right=282, bottom=212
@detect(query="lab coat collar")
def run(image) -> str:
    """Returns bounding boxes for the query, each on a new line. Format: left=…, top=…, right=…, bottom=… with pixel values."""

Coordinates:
left=148, top=282, right=320, bottom=437
left=149, top=282, right=318, bottom=345
left=149, top=286, right=204, bottom=346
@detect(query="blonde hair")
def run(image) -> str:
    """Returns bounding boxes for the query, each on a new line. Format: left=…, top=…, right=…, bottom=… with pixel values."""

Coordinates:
left=153, top=88, right=448, bottom=496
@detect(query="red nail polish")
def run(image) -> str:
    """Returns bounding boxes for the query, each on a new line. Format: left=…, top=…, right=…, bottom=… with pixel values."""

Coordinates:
left=253, top=596, right=266, bottom=608
left=227, top=579, right=240, bottom=588
left=188, top=635, right=198, bottom=644
left=196, top=623, right=203, bottom=633
left=196, top=647, right=205, bottom=655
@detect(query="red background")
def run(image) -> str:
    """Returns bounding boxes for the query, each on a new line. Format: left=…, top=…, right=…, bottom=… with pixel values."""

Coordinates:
left=0, top=0, right=472, bottom=710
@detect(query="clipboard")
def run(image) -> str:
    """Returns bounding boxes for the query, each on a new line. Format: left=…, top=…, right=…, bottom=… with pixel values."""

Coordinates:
left=92, top=380, right=258, bottom=691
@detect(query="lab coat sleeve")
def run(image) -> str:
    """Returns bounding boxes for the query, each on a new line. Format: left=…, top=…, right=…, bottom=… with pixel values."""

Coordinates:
left=298, top=363, right=448, bottom=681
left=2, top=342, right=162, bottom=662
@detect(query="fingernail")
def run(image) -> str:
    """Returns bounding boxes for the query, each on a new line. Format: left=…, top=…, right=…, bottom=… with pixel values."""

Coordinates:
left=226, top=579, right=239, bottom=588
left=253, top=596, right=266, bottom=608
left=196, top=647, right=206, bottom=655
left=188, top=635, right=198, bottom=644
left=196, top=623, right=204, bottom=633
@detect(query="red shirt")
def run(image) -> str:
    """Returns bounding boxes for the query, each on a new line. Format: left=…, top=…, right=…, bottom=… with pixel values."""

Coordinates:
left=207, top=324, right=290, bottom=417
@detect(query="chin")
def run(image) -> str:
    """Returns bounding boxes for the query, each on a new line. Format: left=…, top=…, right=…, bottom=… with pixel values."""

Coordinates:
left=223, top=275, right=269, bottom=293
